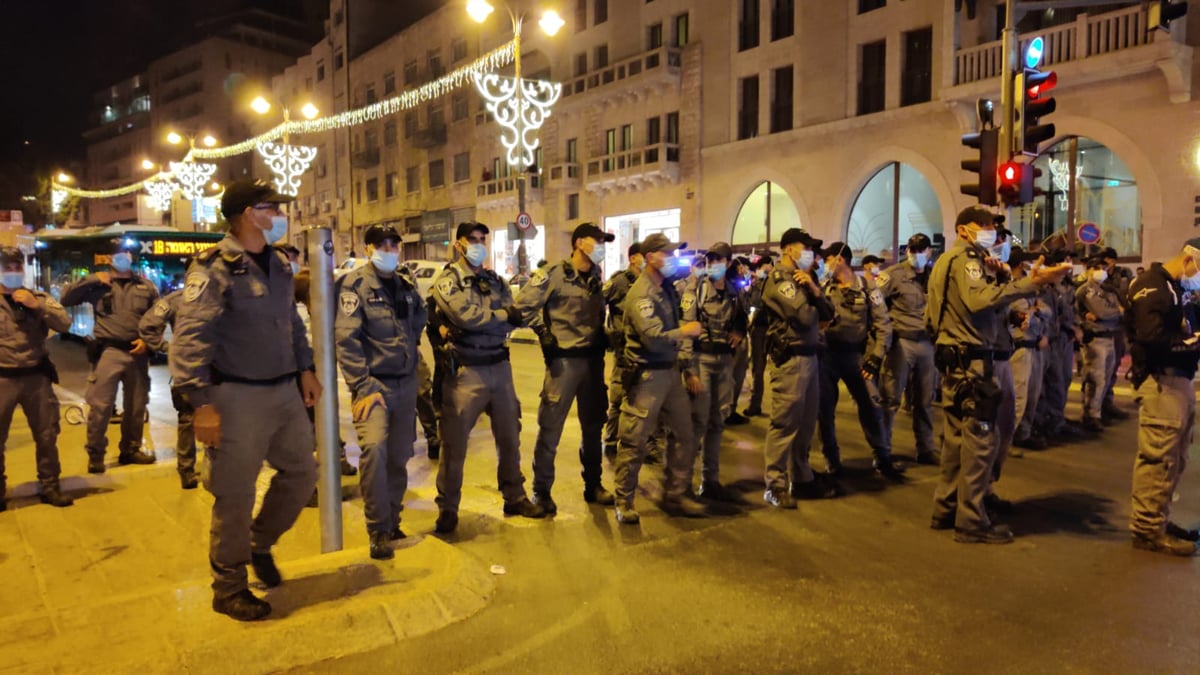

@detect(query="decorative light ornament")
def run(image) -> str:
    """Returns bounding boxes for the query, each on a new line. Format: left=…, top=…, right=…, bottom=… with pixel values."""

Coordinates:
left=473, top=72, right=562, bottom=169
left=169, top=161, right=218, bottom=201
left=257, top=142, right=318, bottom=196
left=51, top=189, right=68, bottom=213
left=144, top=178, right=176, bottom=212
left=1047, top=157, right=1083, bottom=211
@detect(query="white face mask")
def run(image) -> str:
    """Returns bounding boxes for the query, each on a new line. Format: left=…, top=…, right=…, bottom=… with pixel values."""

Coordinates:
left=755, top=269, right=768, bottom=280
left=973, top=229, right=997, bottom=250
left=1091, top=269, right=1108, bottom=284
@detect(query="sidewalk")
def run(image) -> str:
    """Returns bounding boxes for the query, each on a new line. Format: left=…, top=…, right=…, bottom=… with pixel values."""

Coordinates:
left=0, top=415, right=495, bottom=675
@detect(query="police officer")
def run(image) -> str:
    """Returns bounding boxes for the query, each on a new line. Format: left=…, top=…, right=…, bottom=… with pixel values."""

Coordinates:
left=61, top=238, right=158, bottom=472
left=861, top=255, right=885, bottom=285
left=1008, top=251, right=1050, bottom=452
left=514, top=222, right=617, bottom=513
left=1076, top=255, right=1122, bottom=432
left=877, top=234, right=938, bottom=464
left=613, top=233, right=706, bottom=523
left=335, top=223, right=427, bottom=560
left=431, top=222, right=544, bottom=534
left=1035, top=249, right=1086, bottom=440
left=816, top=242, right=903, bottom=479
left=1100, top=247, right=1134, bottom=422
left=1126, top=240, right=1200, bottom=556
left=742, top=256, right=773, bottom=418
left=0, top=247, right=74, bottom=510
left=683, top=241, right=747, bottom=500
left=725, top=254, right=752, bottom=427
left=415, top=353, right=441, bottom=459
left=926, top=207, right=1070, bottom=544
left=602, top=242, right=645, bottom=458
left=137, top=289, right=199, bottom=489
left=171, top=179, right=321, bottom=621
left=760, top=228, right=835, bottom=508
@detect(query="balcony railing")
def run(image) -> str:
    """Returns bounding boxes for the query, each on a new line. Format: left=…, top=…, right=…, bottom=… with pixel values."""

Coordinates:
left=475, top=173, right=543, bottom=208
left=955, top=4, right=1152, bottom=85
left=585, top=143, right=680, bottom=193
left=352, top=147, right=381, bottom=169
left=560, top=46, right=682, bottom=106
left=547, top=162, right=582, bottom=189
left=411, top=123, right=447, bottom=149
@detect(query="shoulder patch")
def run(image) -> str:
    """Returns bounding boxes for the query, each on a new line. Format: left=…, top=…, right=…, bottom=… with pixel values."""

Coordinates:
left=869, top=289, right=885, bottom=306
left=153, top=299, right=170, bottom=316
left=636, top=297, right=655, bottom=318
left=183, top=272, right=209, bottom=302
left=874, top=272, right=890, bottom=288
left=779, top=281, right=797, bottom=299
left=530, top=268, right=550, bottom=287
left=436, top=276, right=457, bottom=296
left=339, top=291, right=360, bottom=316
left=964, top=260, right=984, bottom=281
left=680, top=294, right=696, bottom=311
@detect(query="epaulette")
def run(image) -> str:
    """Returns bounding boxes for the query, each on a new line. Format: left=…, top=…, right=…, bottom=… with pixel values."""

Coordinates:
left=772, top=270, right=787, bottom=282
left=561, top=261, right=575, bottom=279
left=623, top=268, right=637, bottom=283
left=964, top=247, right=982, bottom=259
left=196, top=247, right=220, bottom=264
left=397, top=266, right=416, bottom=288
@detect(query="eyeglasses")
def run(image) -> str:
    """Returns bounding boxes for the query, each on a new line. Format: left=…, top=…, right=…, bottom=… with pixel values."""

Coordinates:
left=253, top=203, right=281, bottom=212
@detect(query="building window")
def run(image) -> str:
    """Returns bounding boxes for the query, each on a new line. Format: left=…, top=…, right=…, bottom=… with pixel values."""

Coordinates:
left=645, top=23, right=663, bottom=50
left=567, top=193, right=580, bottom=220
left=385, top=172, right=397, bottom=198
left=355, top=180, right=362, bottom=204
left=452, top=92, right=468, bottom=121
left=901, top=27, right=933, bottom=107
left=406, top=166, right=420, bottom=193
left=453, top=152, right=470, bottom=182
left=404, top=111, right=417, bottom=138
left=574, top=53, right=588, bottom=77
left=732, top=181, right=802, bottom=245
left=646, top=117, right=661, bottom=145
left=673, top=13, right=689, bottom=47
left=858, top=0, right=886, bottom=13
left=665, top=111, right=679, bottom=145
left=404, top=60, right=419, bottom=85
left=739, top=0, right=760, bottom=51
left=428, top=103, right=444, bottom=129
left=366, top=177, right=379, bottom=202
left=846, top=162, right=941, bottom=264
left=305, top=77, right=313, bottom=92
left=738, top=75, right=759, bottom=140
left=427, top=49, right=443, bottom=77
left=452, top=37, right=468, bottom=62
left=770, top=66, right=793, bottom=133
left=595, top=44, right=609, bottom=69
left=575, top=0, right=587, bottom=32
left=364, top=84, right=376, bottom=105
left=429, top=159, right=445, bottom=188
left=334, top=50, right=344, bottom=70
left=364, top=128, right=378, bottom=150
left=566, top=138, right=578, bottom=162
left=620, top=124, right=633, bottom=151
left=384, top=121, right=397, bottom=145
left=383, top=71, right=396, bottom=95
left=1008, top=137, right=1142, bottom=256
left=771, top=0, right=794, bottom=40
left=595, top=0, right=608, bottom=24
left=857, top=40, right=886, bottom=115
left=316, top=62, right=325, bottom=81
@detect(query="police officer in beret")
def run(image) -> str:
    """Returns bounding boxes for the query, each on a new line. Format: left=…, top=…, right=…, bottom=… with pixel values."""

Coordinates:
left=335, top=223, right=427, bottom=560
left=170, top=179, right=321, bottom=621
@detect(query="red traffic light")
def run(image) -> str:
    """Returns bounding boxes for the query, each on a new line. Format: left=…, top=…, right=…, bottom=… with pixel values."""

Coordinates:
left=999, top=162, right=1021, bottom=185
left=1026, top=70, right=1057, bottom=99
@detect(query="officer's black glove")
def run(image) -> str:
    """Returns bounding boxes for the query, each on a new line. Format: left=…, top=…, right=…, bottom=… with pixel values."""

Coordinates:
left=504, top=305, right=524, bottom=328
left=862, top=355, right=882, bottom=379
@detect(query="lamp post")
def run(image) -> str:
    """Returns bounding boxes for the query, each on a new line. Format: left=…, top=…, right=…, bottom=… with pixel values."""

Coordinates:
left=468, top=0, right=564, bottom=276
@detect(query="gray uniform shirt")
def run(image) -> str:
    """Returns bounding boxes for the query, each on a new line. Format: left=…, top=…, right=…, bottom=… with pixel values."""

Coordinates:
left=432, top=259, right=515, bottom=358
left=169, top=235, right=313, bottom=407
left=335, top=264, right=428, bottom=398
left=61, top=273, right=158, bottom=342
left=1009, top=291, right=1048, bottom=343
left=514, top=259, right=606, bottom=351
left=683, top=275, right=748, bottom=355
left=603, top=268, right=638, bottom=348
left=876, top=260, right=928, bottom=336
left=822, top=274, right=892, bottom=363
left=761, top=262, right=834, bottom=349
left=1076, top=280, right=1123, bottom=334
left=138, top=289, right=183, bottom=353
left=925, top=239, right=1037, bottom=349
left=622, top=271, right=689, bottom=367
left=0, top=290, right=71, bottom=368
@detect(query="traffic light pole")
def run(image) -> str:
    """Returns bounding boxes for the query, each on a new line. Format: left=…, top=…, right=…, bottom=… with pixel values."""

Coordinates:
left=999, top=0, right=1017, bottom=160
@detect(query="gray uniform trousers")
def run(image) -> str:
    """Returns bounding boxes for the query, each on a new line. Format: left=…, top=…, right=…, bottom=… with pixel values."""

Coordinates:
left=354, top=379, right=417, bottom=535
left=415, top=354, right=440, bottom=448
left=614, top=367, right=696, bottom=506
left=532, top=356, right=607, bottom=494
left=729, top=339, right=750, bottom=410
left=818, top=348, right=892, bottom=466
left=747, top=326, right=768, bottom=412
left=85, top=347, right=150, bottom=458
left=436, top=361, right=527, bottom=513
left=692, top=352, right=733, bottom=484
left=1081, top=336, right=1115, bottom=420
left=1106, top=332, right=1126, bottom=409
left=0, top=374, right=62, bottom=489
left=881, top=337, right=937, bottom=455
left=1036, top=335, right=1073, bottom=432
left=169, top=387, right=197, bottom=476
left=603, top=358, right=624, bottom=453
left=1011, top=346, right=1046, bottom=441
left=1130, top=373, right=1194, bottom=537
left=205, top=381, right=317, bottom=599
left=764, top=354, right=820, bottom=491
left=990, top=359, right=1017, bottom=483
left=932, top=359, right=999, bottom=531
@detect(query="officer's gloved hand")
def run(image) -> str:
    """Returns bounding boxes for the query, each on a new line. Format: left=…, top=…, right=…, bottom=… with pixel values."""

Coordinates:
left=861, top=355, right=882, bottom=380
left=504, top=305, right=523, bottom=327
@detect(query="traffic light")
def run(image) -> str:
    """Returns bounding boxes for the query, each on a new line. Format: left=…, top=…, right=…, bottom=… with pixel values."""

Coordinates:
left=997, top=161, right=1022, bottom=206
left=961, top=127, right=999, bottom=206
left=1149, top=1, right=1188, bottom=30
left=1016, top=66, right=1057, bottom=156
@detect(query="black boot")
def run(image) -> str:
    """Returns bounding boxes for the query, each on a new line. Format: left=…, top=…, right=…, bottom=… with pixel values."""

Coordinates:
left=180, top=471, right=199, bottom=490
left=213, top=589, right=271, bottom=621
left=39, top=481, right=74, bottom=507
left=250, top=551, right=282, bottom=587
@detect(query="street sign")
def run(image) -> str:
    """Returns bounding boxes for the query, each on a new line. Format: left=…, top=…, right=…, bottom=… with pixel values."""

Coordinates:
left=515, top=212, right=533, bottom=231
left=1077, top=222, right=1101, bottom=245
left=1025, top=37, right=1044, bottom=69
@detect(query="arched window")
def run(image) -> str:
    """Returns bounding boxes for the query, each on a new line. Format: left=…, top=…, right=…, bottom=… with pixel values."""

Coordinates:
left=1007, top=136, right=1140, bottom=257
left=731, top=181, right=801, bottom=246
left=845, top=162, right=941, bottom=264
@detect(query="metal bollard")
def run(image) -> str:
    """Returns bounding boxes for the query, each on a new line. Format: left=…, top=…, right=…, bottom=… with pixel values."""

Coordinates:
left=306, top=226, right=342, bottom=552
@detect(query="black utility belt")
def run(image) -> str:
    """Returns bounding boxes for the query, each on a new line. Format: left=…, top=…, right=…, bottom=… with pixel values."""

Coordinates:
left=696, top=342, right=734, bottom=355
left=895, top=330, right=930, bottom=342
left=1085, top=330, right=1119, bottom=339
left=1013, top=339, right=1040, bottom=349
left=783, top=345, right=819, bottom=357
left=637, top=361, right=677, bottom=371
left=453, top=348, right=510, bottom=367
left=545, top=346, right=606, bottom=359
left=0, top=360, right=53, bottom=378
left=373, top=373, right=413, bottom=382
left=966, top=348, right=1011, bottom=362
left=98, top=338, right=136, bottom=351
left=212, top=368, right=298, bottom=386
left=825, top=340, right=865, bottom=354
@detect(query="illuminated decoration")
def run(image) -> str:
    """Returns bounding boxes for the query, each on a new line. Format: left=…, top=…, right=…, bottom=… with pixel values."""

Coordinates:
left=51, top=189, right=68, bottom=213
left=474, top=72, right=561, bottom=169
left=1047, top=157, right=1082, bottom=210
left=169, top=161, right=218, bottom=201
left=257, top=142, right=318, bottom=196
left=144, top=178, right=176, bottom=212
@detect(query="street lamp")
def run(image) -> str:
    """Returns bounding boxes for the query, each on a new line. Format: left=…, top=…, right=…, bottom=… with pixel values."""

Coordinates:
left=56, top=172, right=72, bottom=183
left=251, top=97, right=320, bottom=196
left=469, top=0, right=564, bottom=276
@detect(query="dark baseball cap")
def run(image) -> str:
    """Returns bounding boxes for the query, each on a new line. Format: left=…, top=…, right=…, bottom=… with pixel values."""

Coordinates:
left=364, top=223, right=402, bottom=247
left=641, top=232, right=685, bottom=254
left=955, top=206, right=995, bottom=228
left=627, top=242, right=642, bottom=257
left=572, top=222, right=615, bottom=246
left=1101, top=246, right=1119, bottom=259
left=220, top=179, right=294, bottom=220
left=907, top=233, right=933, bottom=252
left=861, top=255, right=884, bottom=266
left=780, top=228, right=821, bottom=250
left=822, top=241, right=852, bottom=264
left=455, top=221, right=489, bottom=240
left=705, top=241, right=733, bottom=261
left=0, top=246, right=23, bottom=265
left=1085, top=253, right=1107, bottom=268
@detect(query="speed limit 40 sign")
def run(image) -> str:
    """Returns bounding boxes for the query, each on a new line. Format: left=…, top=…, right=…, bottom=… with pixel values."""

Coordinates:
left=516, top=212, right=533, bottom=231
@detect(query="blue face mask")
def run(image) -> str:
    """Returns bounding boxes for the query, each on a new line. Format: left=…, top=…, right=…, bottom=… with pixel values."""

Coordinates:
left=1182, top=270, right=1200, bottom=291
left=464, top=242, right=487, bottom=267
left=660, top=255, right=680, bottom=278
left=111, top=252, right=133, bottom=273
left=2, top=271, right=23, bottom=289
left=992, top=240, right=1011, bottom=263
left=289, top=261, right=300, bottom=275
left=371, top=250, right=399, bottom=273
left=264, top=216, right=288, bottom=245
left=708, top=262, right=727, bottom=281
left=797, top=249, right=815, bottom=271
left=909, top=251, right=929, bottom=269
left=588, top=244, right=606, bottom=265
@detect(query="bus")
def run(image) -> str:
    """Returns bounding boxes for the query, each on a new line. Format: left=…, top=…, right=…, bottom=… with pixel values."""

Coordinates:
left=33, top=224, right=225, bottom=338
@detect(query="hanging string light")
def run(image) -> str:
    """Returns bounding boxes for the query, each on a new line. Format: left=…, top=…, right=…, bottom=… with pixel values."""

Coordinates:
left=257, top=142, right=318, bottom=196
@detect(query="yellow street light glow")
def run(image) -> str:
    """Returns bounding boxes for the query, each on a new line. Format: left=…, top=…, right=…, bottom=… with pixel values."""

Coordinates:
left=539, top=9, right=565, bottom=35
left=56, top=172, right=73, bottom=183
left=250, top=96, right=272, bottom=115
left=166, top=131, right=183, bottom=145
left=210, top=182, right=221, bottom=191
left=141, top=159, right=155, bottom=170
left=467, top=0, right=495, bottom=23
left=202, top=135, right=218, bottom=147
left=300, top=102, right=320, bottom=119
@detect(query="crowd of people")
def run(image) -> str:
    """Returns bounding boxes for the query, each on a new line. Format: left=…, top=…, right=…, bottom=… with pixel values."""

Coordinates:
left=1, top=180, right=1197, bottom=623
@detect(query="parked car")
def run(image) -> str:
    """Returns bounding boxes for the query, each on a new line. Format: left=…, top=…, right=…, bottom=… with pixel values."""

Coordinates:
left=403, top=259, right=444, bottom=298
